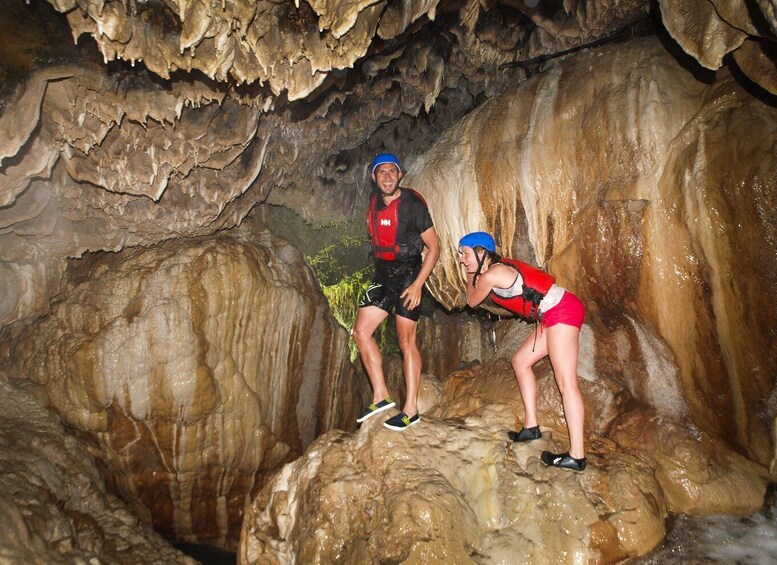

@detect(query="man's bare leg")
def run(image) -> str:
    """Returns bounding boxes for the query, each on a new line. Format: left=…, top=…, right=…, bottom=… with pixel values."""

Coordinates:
left=353, top=305, right=391, bottom=403
left=396, top=315, right=421, bottom=417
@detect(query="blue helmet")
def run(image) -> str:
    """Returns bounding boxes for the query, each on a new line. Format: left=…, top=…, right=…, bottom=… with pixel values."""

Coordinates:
left=459, top=232, right=496, bottom=253
left=370, top=152, right=401, bottom=174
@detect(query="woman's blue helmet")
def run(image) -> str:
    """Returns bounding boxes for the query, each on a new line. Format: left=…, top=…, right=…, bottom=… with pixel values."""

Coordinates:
left=459, top=232, right=496, bottom=252
left=370, top=152, right=402, bottom=174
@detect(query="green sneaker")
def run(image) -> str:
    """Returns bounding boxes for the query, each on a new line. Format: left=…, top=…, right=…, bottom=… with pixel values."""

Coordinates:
left=383, top=411, right=420, bottom=431
left=356, top=397, right=396, bottom=423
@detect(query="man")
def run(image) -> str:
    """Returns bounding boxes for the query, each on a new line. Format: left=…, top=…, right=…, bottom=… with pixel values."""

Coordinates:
left=353, top=152, right=440, bottom=431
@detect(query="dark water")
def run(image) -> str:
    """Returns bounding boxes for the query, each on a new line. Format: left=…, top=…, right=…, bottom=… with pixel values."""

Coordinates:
left=636, top=484, right=777, bottom=564
left=174, top=542, right=236, bottom=565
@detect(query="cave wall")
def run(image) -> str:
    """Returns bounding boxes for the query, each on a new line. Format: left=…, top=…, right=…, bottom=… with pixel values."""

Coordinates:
left=2, top=0, right=773, bottom=336
left=2, top=233, right=360, bottom=546
left=0, top=62, right=268, bottom=330
left=0, top=0, right=775, bottom=559
left=408, top=36, right=777, bottom=470
left=0, top=377, right=194, bottom=563
left=239, top=348, right=768, bottom=564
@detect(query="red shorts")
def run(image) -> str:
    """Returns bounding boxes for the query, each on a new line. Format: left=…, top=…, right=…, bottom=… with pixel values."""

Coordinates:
left=541, top=291, right=585, bottom=329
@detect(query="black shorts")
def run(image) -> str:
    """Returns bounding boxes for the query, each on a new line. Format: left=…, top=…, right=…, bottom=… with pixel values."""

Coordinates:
left=358, top=268, right=421, bottom=321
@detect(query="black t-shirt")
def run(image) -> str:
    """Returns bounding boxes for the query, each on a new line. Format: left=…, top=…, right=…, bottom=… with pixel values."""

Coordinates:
left=372, top=188, right=434, bottom=282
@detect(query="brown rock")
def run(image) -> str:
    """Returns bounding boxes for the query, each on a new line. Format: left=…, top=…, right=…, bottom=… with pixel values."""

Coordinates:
left=0, top=376, right=194, bottom=564
left=411, top=37, right=777, bottom=472
left=6, top=234, right=358, bottom=547
left=240, top=379, right=659, bottom=563
left=240, top=351, right=768, bottom=562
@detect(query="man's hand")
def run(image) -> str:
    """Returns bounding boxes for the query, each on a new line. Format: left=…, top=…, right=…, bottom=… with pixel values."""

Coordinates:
left=400, top=226, right=439, bottom=311
left=401, top=282, right=423, bottom=310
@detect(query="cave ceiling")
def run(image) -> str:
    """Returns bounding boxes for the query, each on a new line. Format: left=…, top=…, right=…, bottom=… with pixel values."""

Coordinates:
left=5, top=0, right=772, bottom=221
left=0, top=0, right=775, bottom=328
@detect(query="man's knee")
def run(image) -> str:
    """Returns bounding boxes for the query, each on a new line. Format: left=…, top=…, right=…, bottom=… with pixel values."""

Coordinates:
left=396, top=322, right=418, bottom=352
left=398, top=333, right=418, bottom=353
left=352, top=324, right=374, bottom=347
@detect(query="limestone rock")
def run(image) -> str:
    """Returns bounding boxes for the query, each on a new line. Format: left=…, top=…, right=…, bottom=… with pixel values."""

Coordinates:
left=1, top=0, right=775, bottom=556
left=0, top=63, right=265, bottom=329
left=659, top=0, right=748, bottom=70
left=42, top=0, right=655, bottom=96
left=240, top=417, right=641, bottom=564
left=408, top=36, right=777, bottom=472
left=657, top=0, right=776, bottom=94
left=4, top=234, right=359, bottom=547
left=9, top=1, right=771, bottom=334
left=0, top=376, right=194, bottom=564
left=240, top=356, right=767, bottom=563
left=0, top=4, right=479, bottom=330
left=733, top=38, right=777, bottom=95
left=39, top=1, right=777, bottom=96
left=611, top=409, right=768, bottom=516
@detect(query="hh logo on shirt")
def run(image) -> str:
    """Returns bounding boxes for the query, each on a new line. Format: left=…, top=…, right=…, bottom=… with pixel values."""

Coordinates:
left=380, top=219, right=391, bottom=226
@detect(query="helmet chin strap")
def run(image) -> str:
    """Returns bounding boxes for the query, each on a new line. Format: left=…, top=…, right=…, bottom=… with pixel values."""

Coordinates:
left=473, top=249, right=488, bottom=286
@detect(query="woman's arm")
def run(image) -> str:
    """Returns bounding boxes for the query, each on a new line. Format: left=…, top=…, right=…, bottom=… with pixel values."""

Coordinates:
left=465, top=268, right=495, bottom=308
left=466, top=263, right=518, bottom=308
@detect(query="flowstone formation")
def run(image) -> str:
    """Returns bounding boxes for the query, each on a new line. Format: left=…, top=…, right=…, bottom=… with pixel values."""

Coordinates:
left=1, top=0, right=775, bottom=560
left=658, top=0, right=777, bottom=94
left=3, top=234, right=361, bottom=547
left=0, top=377, right=193, bottom=564
left=0, top=60, right=268, bottom=329
left=239, top=32, right=775, bottom=564
left=10, top=0, right=774, bottom=334
left=410, top=36, right=777, bottom=473
left=43, top=0, right=776, bottom=96
left=240, top=328, right=767, bottom=563
left=44, top=0, right=653, bottom=97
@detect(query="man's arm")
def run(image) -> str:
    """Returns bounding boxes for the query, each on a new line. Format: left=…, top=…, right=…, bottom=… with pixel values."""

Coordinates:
left=400, top=226, right=440, bottom=310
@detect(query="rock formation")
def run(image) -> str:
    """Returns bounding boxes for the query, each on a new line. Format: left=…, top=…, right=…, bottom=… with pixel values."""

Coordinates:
left=0, top=59, right=268, bottom=329
left=659, top=0, right=777, bottom=94
left=0, top=0, right=775, bottom=560
left=238, top=33, right=776, bottom=562
left=0, top=376, right=195, bottom=564
left=4, top=234, right=360, bottom=547
left=410, top=36, right=777, bottom=472
left=9, top=0, right=775, bottom=332
left=240, top=321, right=768, bottom=563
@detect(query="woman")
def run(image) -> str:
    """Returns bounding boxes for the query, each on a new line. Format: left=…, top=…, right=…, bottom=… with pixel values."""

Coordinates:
left=458, top=231, right=587, bottom=471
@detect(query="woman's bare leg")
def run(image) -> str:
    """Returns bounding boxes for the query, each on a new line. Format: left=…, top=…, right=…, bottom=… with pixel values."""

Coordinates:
left=546, top=324, right=585, bottom=459
left=512, top=326, right=549, bottom=428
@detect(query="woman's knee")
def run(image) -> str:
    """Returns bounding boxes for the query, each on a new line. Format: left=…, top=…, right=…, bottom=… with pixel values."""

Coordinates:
left=556, top=375, right=581, bottom=397
left=512, top=352, right=533, bottom=375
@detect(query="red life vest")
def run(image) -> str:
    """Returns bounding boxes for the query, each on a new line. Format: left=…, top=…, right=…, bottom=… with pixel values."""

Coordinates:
left=489, top=257, right=555, bottom=322
left=367, top=188, right=426, bottom=261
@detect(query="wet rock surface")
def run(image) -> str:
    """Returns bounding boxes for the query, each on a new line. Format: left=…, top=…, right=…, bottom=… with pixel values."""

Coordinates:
left=240, top=336, right=767, bottom=563
left=0, top=0, right=774, bottom=561
left=4, top=234, right=360, bottom=547
left=0, top=376, right=194, bottom=564
left=410, top=37, right=777, bottom=472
